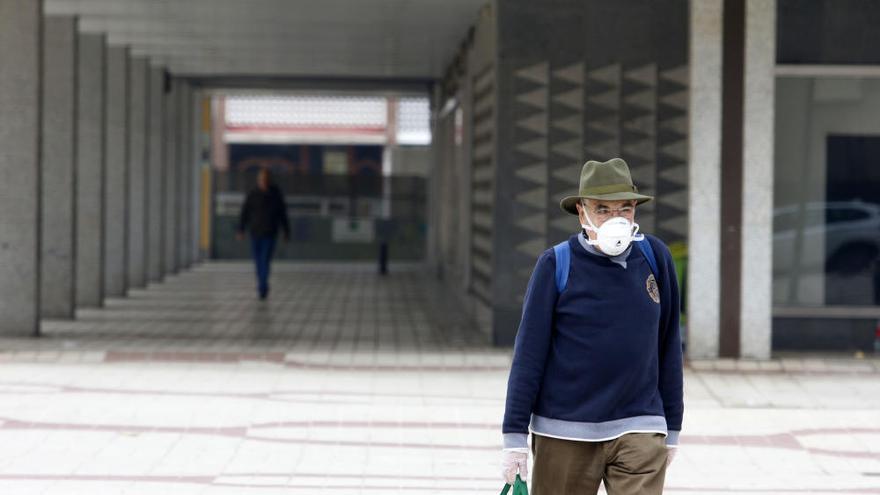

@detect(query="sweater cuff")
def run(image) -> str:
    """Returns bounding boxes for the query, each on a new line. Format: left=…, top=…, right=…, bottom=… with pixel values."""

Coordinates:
left=666, top=430, right=680, bottom=446
left=503, top=433, right=529, bottom=450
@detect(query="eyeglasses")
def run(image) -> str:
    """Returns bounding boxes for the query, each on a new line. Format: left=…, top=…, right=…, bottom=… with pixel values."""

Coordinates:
left=583, top=204, right=636, bottom=217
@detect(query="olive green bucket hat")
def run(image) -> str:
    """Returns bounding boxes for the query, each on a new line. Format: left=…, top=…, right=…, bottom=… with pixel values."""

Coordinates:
left=559, top=157, right=653, bottom=215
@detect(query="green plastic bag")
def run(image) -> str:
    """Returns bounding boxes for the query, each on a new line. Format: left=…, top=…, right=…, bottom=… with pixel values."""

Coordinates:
left=500, top=475, right=529, bottom=495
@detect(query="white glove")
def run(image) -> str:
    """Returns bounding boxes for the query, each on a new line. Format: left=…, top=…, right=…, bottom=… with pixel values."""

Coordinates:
left=666, top=446, right=677, bottom=467
left=501, top=448, right=529, bottom=484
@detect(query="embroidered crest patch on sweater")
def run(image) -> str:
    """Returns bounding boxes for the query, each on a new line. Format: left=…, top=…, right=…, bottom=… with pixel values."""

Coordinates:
left=646, top=273, right=660, bottom=303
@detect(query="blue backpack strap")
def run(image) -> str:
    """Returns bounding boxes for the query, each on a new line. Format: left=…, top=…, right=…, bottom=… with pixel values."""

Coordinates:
left=636, top=238, right=659, bottom=278
left=552, top=240, right=570, bottom=292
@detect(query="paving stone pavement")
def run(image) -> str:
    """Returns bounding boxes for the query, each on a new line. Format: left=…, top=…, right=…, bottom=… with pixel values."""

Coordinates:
left=0, top=262, right=879, bottom=494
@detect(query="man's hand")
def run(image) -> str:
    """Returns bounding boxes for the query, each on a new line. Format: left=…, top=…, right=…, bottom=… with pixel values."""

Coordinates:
left=235, top=231, right=244, bottom=241
left=501, top=448, right=529, bottom=484
left=666, top=446, right=677, bottom=467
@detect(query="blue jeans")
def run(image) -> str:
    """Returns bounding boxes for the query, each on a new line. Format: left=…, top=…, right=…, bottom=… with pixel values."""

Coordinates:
left=250, top=235, right=277, bottom=297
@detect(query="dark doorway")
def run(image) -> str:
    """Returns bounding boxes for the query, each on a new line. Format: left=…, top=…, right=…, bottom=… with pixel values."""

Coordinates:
left=824, top=135, right=880, bottom=305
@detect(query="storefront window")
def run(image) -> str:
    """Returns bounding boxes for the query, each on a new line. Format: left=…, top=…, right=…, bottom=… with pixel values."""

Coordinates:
left=774, top=77, right=880, bottom=308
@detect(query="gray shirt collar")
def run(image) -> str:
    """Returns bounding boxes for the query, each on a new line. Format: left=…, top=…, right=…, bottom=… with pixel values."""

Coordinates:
left=577, top=232, right=631, bottom=269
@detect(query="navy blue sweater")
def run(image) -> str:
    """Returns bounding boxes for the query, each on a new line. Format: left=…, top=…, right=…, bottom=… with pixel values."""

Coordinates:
left=502, top=234, right=684, bottom=448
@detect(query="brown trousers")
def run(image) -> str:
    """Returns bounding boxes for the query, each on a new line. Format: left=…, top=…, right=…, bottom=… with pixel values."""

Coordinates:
left=531, top=433, right=668, bottom=495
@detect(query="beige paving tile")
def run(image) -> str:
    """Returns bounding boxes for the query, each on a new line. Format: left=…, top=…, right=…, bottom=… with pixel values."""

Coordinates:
left=0, top=262, right=876, bottom=493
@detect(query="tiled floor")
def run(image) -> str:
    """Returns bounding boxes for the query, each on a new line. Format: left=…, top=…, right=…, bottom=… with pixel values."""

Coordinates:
left=0, top=262, right=879, bottom=494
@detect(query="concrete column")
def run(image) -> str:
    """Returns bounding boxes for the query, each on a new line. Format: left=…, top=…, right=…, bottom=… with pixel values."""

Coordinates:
left=183, top=86, right=193, bottom=268
left=177, top=83, right=192, bottom=269
left=425, top=87, right=441, bottom=273
left=163, top=78, right=178, bottom=275
left=146, top=65, right=165, bottom=282
left=103, top=45, right=128, bottom=297
left=0, top=0, right=41, bottom=335
left=193, top=92, right=206, bottom=263
left=75, top=33, right=106, bottom=308
left=127, top=57, right=148, bottom=288
left=191, top=88, right=199, bottom=264
left=40, top=16, right=77, bottom=319
left=739, top=0, right=775, bottom=359
left=687, top=0, right=723, bottom=359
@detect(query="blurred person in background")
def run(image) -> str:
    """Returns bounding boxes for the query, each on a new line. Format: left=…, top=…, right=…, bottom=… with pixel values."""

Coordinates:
left=500, top=158, right=684, bottom=494
left=236, top=168, right=290, bottom=300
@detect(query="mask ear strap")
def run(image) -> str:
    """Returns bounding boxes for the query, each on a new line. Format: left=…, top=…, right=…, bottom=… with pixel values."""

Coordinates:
left=580, top=206, right=602, bottom=246
left=580, top=203, right=599, bottom=231
left=631, top=222, right=645, bottom=241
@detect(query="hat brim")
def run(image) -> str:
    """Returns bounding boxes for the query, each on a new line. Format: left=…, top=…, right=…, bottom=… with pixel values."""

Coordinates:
left=560, top=192, right=654, bottom=215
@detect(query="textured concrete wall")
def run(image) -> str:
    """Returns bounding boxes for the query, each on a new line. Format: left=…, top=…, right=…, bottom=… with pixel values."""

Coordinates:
left=40, top=16, right=77, bottom=319
left=103, top=45, right=129, bottom=297
left=75, top=33, right=106, bottom=308
left=163, top=79, right=178, bottom=274
left=0, top=0, right=41, bottom=335
left=146, top=65, right=164, bottom=282
left=489, top=0, right=689, bottom=344
left=429, top=7, right=495, bottom=343
left=127, top=57, right=148, bottom=289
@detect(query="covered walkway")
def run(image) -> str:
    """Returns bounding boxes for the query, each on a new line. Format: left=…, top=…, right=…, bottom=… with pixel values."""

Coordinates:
left=15, top=262, right=489, bottom=359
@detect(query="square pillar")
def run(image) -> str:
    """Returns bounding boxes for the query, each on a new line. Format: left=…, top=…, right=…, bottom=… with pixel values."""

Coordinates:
left=739, top=0, right=775, bottom=359
left=163, top=78, right=179, bottom=275
left=0, top=0, right=41, bottom=335
left=194, top=93, right=209, bottom=263
left=75, top=32, right=106, bottom=308
left=127, top=56, right=149, bottom=288
left=177, top=83, right=192, bottom=269
left=146, top=65, right=165, bottom=282
left=687, top=0, right=724, bottom=358
left=40, top=15, right=77, bottom=319
left=103, top=45, right=129, bottom=297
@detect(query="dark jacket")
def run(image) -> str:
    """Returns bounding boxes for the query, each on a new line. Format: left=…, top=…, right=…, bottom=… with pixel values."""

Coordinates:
left=237, top=185, right=290, bottom=239
left=502, top=234, right=683, bottom=447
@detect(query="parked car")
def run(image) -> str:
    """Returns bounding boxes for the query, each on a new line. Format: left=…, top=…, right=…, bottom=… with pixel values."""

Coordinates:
left=773, top=200, right=880, bottom=276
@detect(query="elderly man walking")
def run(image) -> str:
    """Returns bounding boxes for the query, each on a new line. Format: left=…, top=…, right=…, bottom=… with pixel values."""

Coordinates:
left=501, top=158, right=684, bottom=494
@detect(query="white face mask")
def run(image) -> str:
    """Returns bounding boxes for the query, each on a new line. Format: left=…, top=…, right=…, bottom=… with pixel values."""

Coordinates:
left=580, top=208, right=644, bottom=256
